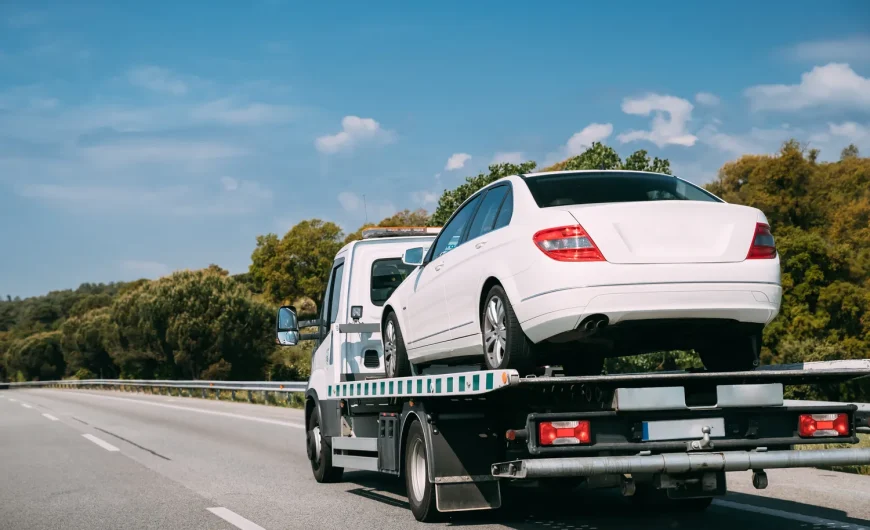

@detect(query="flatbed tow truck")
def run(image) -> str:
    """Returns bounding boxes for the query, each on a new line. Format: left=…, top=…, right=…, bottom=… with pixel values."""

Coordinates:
left=275, top=227, right=870, bottom=522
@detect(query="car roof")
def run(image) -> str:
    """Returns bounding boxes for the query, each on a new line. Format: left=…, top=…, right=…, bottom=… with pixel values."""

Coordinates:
left=520, top=169, right=677, bottom=178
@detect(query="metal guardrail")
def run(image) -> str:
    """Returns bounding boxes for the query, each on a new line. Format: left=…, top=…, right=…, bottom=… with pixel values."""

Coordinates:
left=4, top=378, right=307, bottom=402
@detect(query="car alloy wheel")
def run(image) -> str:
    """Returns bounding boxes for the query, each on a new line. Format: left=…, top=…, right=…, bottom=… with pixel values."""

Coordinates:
left=384, top=320, right=397, bottom=377
left=483, top=296, right=507, bottom=367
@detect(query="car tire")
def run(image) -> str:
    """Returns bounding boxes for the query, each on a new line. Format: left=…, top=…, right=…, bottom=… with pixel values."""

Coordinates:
left=405, top=420, right=439, bottom=522
left=384, top=312, right=412, bottom=378
left=308, top=404, right=343, bottom=483
left=482, top=285, right=534, bottom=375
left=698, top=332, right=760, bottom=372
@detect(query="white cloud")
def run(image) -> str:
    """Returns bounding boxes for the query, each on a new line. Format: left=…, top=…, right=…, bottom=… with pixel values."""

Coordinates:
left=490, top=151, right=524, bottom=165
left=565, top=123, right=614, bottom=156
left=810, top=122, right=870, bottom=152
left=30, top=97, right=58, bottom=110
left=617, top=94, right=697, bottom=147
left=785, top=36, right=870, bottom=63
left=190, top=98, right=296, bottom=125
left=698, top=123, right=801, bottom=156
left=315, top=116, right=395, bottom=154
left=127, top=66, right=188, bottom=95
left=120, top=260, right=172, bottom=279
left=337, top=191, right=363, bottom=212
left=445, top=152, right=472, bottom=170
left=695, top=92, right=721, bottom=106
left=221, top=176, right=239, bottom=191
left=411, top=190, right=439, bottom=207
left=81, top=139, right=250, bottom=167
left=745, top=63, right=870, bottom=111
left=19, top=179, right=271, bottom=216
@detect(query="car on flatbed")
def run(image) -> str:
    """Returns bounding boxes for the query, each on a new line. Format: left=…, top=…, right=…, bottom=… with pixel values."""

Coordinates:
left=381, top=170, right=782, bottom=377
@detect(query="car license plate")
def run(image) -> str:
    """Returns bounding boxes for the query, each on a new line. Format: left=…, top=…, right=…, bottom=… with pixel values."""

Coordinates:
left=642, top=418, right=725, bottom=441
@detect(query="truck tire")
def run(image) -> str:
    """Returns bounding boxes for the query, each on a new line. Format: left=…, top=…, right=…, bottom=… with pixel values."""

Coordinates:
left=405, top=420, right=439, bottom=522
left=482, top=285, right=534, bottom=375
left=384, top=312, right=411, bottom=378
left=698, top=332, right=760, bottom=372
left=308, top=405, right=343, bottom=483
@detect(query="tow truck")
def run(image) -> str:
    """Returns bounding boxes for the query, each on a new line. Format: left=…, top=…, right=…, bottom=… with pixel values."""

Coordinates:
left=274, top=227, right=870, bottom=522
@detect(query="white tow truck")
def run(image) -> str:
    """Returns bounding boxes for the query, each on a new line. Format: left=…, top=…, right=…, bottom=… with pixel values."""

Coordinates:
left=274, top=227, right=870, bottom=522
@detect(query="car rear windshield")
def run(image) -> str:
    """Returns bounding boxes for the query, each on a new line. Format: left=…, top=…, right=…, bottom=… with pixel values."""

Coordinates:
left=371, top=258, right=417, bottom=306
left=524, top=171, right=722, bottom=208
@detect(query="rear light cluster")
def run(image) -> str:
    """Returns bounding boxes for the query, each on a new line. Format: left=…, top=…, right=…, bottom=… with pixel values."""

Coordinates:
left=747, top=223, right=777, bottom=259
left=798, top=413, right=849, bottom=437
left=533, top=225, right=605, bottom=262
left=538, top=420, right=591, bottom=445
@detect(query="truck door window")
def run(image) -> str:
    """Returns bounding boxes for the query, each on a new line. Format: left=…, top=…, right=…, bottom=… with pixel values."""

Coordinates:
left=327, top=263, right=345, bottom=326
left=371, top=258, right=416, bottom=306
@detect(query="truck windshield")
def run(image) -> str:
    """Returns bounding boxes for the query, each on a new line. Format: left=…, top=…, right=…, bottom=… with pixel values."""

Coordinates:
left=371, top=258, right=417, bottom=306
left=524, top=171, right=721, bottom=207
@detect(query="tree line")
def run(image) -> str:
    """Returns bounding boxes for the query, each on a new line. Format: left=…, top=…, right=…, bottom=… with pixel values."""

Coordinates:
left=2, top=142, right=867, bottom=401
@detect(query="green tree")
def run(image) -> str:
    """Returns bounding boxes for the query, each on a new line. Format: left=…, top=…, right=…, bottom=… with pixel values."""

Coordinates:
left=4, top=331, right=65, bottom=381
left=841, top=143, right=859, bottom=160
left=110, top=268, right=275, bottom=380
left=430, top=161, right=537, bottom=226
left=344, top=208, right=431, bottom=243
left=250, top=219, right=345, bottom=305
left=61, top=307, right=117, bottom=378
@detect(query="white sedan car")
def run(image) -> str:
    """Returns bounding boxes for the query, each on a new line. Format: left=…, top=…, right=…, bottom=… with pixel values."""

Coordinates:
left=381, top=170, right=781, bottom=377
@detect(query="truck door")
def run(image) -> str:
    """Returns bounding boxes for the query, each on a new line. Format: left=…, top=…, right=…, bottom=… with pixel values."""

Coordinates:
left=310, top=260, right=345, bottom=384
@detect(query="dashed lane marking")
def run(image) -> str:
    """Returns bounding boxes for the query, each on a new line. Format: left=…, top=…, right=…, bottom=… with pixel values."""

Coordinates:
left=42, top=413, right=59, bottom=421
left=82, top=434, right=120, bottom=452
left=206, top=507, right=267, bottom=530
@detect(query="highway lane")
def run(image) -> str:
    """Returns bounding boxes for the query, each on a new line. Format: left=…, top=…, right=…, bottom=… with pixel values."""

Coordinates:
left=1, top=389, right=868, bottom=530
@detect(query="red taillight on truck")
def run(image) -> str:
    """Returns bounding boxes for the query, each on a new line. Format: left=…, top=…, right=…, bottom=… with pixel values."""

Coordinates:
left=538, top=420, right=591, bottom=445
left=533, top=225, right=605, bottom=262
left=747, top=223, right=776, bottom=259
left=798, top=413, right=849, bottom=437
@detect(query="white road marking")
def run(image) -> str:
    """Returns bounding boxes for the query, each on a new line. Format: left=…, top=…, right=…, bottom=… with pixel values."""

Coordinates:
left=714, top=499, right=867, bottom=529
left=44, top=391, right=304, bottom=429
left=21, top=403, right=33, bottom=409
left=9, top=398, right=18, bottom=402
left=42, top=413, right=59, bottom=421
left=82, top=434, right=120, bottom=452
left=207, top=507, right=267, bottom=530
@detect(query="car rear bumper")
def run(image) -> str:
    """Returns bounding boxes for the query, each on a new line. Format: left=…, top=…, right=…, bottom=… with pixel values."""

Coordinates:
left=516, top=281, right=781, bottom=343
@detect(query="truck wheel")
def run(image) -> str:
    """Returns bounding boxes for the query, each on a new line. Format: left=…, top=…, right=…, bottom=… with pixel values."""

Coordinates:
left=482, top=285, right=534, bottom=375
left=308, top=405, right=343, bottom=483
left=405, top=420, right=439, bottom=522
left=698, top=332, right=760, bottom=372
left=384, top=312, right=411, bottom=378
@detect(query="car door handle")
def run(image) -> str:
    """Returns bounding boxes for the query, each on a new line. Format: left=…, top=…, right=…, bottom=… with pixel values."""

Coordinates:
left=475, top=241, right=487, bottom=249
left=434, top=262, right=444, bottom=271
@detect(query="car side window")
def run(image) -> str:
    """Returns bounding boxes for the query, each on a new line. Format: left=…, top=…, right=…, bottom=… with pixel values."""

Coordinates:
left=467, top=186, right=509, bottom=241
left=429, top=194, right=483, bottom=259
left=493, top=188, right=513, bottom=230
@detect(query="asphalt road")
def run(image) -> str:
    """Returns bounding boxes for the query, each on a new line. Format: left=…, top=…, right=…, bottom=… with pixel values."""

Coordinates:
left=1, top=389, right=868, bottom=530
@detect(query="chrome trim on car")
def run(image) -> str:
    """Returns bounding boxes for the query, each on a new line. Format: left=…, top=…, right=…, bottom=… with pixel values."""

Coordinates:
left=407, top=321, right=475, bottom=345
left=520, top=281, right=782, bottom=302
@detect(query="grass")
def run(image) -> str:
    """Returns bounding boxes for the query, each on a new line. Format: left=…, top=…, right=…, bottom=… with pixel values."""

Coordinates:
left=797, top=434, right=870, bottom=475
left=96, top=384, right=306, bottom=409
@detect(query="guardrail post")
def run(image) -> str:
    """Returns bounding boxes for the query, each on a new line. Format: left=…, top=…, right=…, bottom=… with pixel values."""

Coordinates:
left=247, top=390, right=252, bottom=403
left=201, top=388, right=206, bottom=399
left=230, top=390, right=235, bottom=401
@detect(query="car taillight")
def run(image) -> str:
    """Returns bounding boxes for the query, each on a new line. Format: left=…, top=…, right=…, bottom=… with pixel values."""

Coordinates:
left=538, top=420, right=591, bottom=445
left=533, top=225, right=605, bottom=262
left=747, top=223, right=776, bottom=259
left=798, top=413, right=849, bottom=437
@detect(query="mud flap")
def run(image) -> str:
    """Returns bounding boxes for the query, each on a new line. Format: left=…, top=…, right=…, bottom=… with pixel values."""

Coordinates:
left=436, top=481, right=502, bottom=512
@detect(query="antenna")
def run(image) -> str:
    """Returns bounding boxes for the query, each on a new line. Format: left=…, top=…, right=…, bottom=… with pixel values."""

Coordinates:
left=363, top=194, right=368, bottom=224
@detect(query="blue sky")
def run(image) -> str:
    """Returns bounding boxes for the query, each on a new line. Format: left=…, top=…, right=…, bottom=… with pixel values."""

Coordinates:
left=2, top=1, right=869, bottom=298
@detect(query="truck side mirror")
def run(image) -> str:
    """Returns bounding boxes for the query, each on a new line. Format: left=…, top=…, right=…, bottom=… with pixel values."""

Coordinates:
left=402, top=246, right=426, bottom=266
left=276, top=306, right=300, bottom=346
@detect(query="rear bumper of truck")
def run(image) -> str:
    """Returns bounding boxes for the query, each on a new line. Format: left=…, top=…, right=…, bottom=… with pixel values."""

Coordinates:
left=491, top=447, right=870, bottom=479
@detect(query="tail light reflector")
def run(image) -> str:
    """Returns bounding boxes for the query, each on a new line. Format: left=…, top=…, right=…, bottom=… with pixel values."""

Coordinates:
left=798, top=413, right=849, bottom=437
left=533, top=225, right=605, bottom=262
left=747, top=223, right=776, bottom=259
left=538, top=420, right=591, bottom=445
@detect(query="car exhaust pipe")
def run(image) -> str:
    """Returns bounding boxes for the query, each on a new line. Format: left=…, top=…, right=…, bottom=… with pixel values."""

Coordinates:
left=579, top=315, right=609, bottom=333
left=595, top=318, right=608, bottom=330
left=583, top=320, right=597, bottom=331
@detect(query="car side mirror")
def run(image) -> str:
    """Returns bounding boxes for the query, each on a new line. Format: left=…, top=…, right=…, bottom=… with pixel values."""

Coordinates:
left=402, top=246, right=426, bottom=266
left=276, top=306, right=300, bottom=346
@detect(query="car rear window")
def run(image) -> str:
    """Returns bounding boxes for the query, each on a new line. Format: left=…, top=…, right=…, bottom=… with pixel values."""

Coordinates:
left=524, top=171, right=722, bottom=208
left=371, top=258, right=417, bottom=306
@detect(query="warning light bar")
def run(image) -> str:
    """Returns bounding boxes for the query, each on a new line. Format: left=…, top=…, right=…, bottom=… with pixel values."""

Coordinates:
left=361, top=227, right=441, bottom=240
